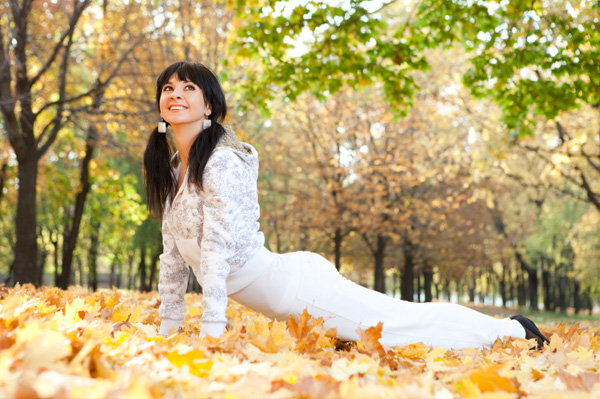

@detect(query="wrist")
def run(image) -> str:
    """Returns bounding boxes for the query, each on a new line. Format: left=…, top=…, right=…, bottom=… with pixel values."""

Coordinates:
left=159, top=318, right=183, bottom=336
left=200, top=321, right=227, bottom=338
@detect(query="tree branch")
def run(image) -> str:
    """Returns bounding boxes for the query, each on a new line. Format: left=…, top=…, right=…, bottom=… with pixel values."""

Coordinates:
left=37, top=25, right=150, bottom=157
left=0, top=19, right=25, bottom=155
left=520, top=143, right=586, bottom=188
left=28, top=21, right=79, bottom=88
left=581, top=147, right=600, bottom=174
left=576, top=166, right=600, bottom=213
left=502, top=170, right=586, bottom=203
left=361, top=232, right=377, bottom=256
left=35, top=30, right=154, bottom=117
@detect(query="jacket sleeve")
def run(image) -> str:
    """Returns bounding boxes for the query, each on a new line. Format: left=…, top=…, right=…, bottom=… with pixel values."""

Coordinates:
left=197, top=150, right=246, bottom=337
left=158, top=218, right=189, bottom=326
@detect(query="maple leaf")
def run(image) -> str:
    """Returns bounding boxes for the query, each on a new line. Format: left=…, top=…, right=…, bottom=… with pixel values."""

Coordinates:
left=111, top=314, right=132, bottom=337
left=272, top=375, right=340, bottom=397
left=246, top=318, right=294, bottom=353
left=288, top=310, right=336, bottom=353
left=167, top=348, right=213, bottom=377
left=288, top=309, right=315, bottom=339
left=356, top=322, right=386, bottom=358
left=468, top=364, right=519, bottom=394
left=558, top=369, right=600, bottom=392
left=16, top=321, right=72, bottom=368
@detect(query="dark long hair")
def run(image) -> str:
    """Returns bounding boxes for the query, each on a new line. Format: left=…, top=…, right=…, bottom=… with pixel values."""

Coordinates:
left=143, top=62, right=227, bottom=219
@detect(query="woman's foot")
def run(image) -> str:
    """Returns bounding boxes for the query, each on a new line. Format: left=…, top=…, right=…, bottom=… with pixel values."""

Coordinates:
left=510, top=315, right=550, bottom=349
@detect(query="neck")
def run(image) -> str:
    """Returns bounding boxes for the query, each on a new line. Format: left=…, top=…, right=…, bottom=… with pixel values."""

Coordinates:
left=172, top=121, right=204, bottom=166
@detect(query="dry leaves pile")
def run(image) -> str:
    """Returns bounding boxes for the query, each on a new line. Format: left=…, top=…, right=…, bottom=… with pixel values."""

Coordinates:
left=0, top=285, right=599, bottom=398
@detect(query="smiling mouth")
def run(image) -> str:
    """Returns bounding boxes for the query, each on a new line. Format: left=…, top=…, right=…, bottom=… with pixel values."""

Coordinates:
left=169, top=106, right=187, bottom=110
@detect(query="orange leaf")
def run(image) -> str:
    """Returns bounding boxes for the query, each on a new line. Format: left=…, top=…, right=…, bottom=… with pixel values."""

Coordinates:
left=288, top=309, right=316, bottom=339
left=469, top=364, right=518, bottom=393
left=558, top=370, right=600, bottom=392
left=356, top=322, right=386, bottom=358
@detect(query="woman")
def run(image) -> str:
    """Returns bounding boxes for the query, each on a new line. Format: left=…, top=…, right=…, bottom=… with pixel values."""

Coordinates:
left=143, top=61, right=549, bottom=350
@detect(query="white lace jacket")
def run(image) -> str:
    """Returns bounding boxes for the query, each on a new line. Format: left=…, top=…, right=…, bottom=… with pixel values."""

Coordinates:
left=158, top=126, right=265, bottom=336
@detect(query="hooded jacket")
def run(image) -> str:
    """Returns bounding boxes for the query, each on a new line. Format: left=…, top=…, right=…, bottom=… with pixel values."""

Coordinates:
left=158, top=126, right=266, bottom=336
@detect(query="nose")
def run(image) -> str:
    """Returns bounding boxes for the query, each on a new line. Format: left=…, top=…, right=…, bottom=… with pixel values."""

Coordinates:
left=169, top=86, right=184, bottom=98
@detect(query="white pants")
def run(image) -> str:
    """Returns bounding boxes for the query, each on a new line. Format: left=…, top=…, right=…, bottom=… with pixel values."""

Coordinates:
left=230, top=249, right=526, bottom=350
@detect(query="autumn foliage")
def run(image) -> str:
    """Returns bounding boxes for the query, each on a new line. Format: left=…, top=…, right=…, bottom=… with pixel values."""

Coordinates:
left=0, top=285, right=598, bottom=398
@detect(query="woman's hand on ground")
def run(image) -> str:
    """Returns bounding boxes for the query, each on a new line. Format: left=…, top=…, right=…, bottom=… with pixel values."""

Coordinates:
left=158, top=318, right=183, bottom=336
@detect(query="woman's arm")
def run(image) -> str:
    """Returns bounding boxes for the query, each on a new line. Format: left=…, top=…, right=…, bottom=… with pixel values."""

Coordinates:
left=196, top=150, right=250, bottom=337
left=157, top=220, right=189, bottom=335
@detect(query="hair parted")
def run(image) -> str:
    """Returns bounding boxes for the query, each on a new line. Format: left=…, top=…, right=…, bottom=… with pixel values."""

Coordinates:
left=143, top=61, right=228, bottom=219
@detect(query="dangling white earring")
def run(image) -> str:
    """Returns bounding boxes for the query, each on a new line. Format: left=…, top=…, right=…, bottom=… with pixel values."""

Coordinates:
left=158, top=119, right=167, bottom=133
left=203, top=119, right=211, bottom=130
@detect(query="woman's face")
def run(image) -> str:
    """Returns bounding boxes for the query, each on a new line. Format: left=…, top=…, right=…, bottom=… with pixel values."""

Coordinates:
left=159, top=75, right=211, bottom=128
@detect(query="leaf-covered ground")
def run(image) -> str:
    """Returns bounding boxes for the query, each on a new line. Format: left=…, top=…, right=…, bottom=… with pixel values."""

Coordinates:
left=0, top=285, right=598, bottom=398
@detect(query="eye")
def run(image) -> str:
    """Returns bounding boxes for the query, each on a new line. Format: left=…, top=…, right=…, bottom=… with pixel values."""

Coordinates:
left=185, top=85, right=196, bottom=91
left=163, top=86, right=173, bottom=92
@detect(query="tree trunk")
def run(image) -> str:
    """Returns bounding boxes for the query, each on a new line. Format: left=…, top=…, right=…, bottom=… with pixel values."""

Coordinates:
left=116, top=257, right=123, bottom=289
left=88, top=224, right=99, bottom=291
left=38, top=247, right=47, bottom=286
left=13, top=155, right=39, bottom=285
left=57, top=127, right=98, bottom=289
left=110, top=256, right=118, bottom=288
left=127, top=254, right=135, bottom=290
left=443, top=278, right=451, bottom=301
left=518, top=274, right=526, bottom=308
left=76, top=255, right=84, bottom=286
left=334, top=227, right=342, bottom=271
left=415, top=272, right=421, bottom=302
left=559, top=275, right=567, bottom=314
left=138, top=246, right=148, bottom=292
left=149, top=251, right=160, bottom=291
left=423, top=266, right=433, bottom=302
left=372, top=234, right=387, bottom=293
left=585, top=289, right=593, bottom=314
left=573, top=281, right=581, bottom=314
left=515, top=251, right=538, bottom=310
left=527, top=266, right=538, bottom=310
left=500, top=262, right=508, bottom=307
left=51, top=231, right=60, bottom=286
left=401, top=240, right=414, bottom=301
left=542, top=259, right=551, bottom=311
left=0, top=157, right=8, bottom=207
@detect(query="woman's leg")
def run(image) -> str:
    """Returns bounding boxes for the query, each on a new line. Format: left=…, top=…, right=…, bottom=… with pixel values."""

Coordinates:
left=286, top=252, right=525, bottom=350
left=231, top=250, right=526, bottom=350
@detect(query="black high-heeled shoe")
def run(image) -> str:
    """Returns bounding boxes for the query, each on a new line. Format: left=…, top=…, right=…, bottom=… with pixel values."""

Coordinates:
left=510, top=315, right=550, bottom=349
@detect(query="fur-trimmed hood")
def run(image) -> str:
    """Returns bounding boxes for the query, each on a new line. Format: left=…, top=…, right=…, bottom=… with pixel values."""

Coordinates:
left=170, top=125, right=254, bottom=167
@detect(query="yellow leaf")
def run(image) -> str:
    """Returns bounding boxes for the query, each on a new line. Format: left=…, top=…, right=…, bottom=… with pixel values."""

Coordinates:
left=425, top=346, right=447, bottom=361
left=469, top=365, right=519, bottom=393
left=455, top=377, right=481, bottom=398
left=167, top=348, right=213, bottom=377
left=112, top=305, right=141, bottom=322
left=189, top=306, right=201, bottom=317
left=167, top=348, right=206, bottom=367
left=18, top=324, right=72, bottom=368
left=103, top=332, right=129, bottom=346
left=64, top=297, right=85, bottom=323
